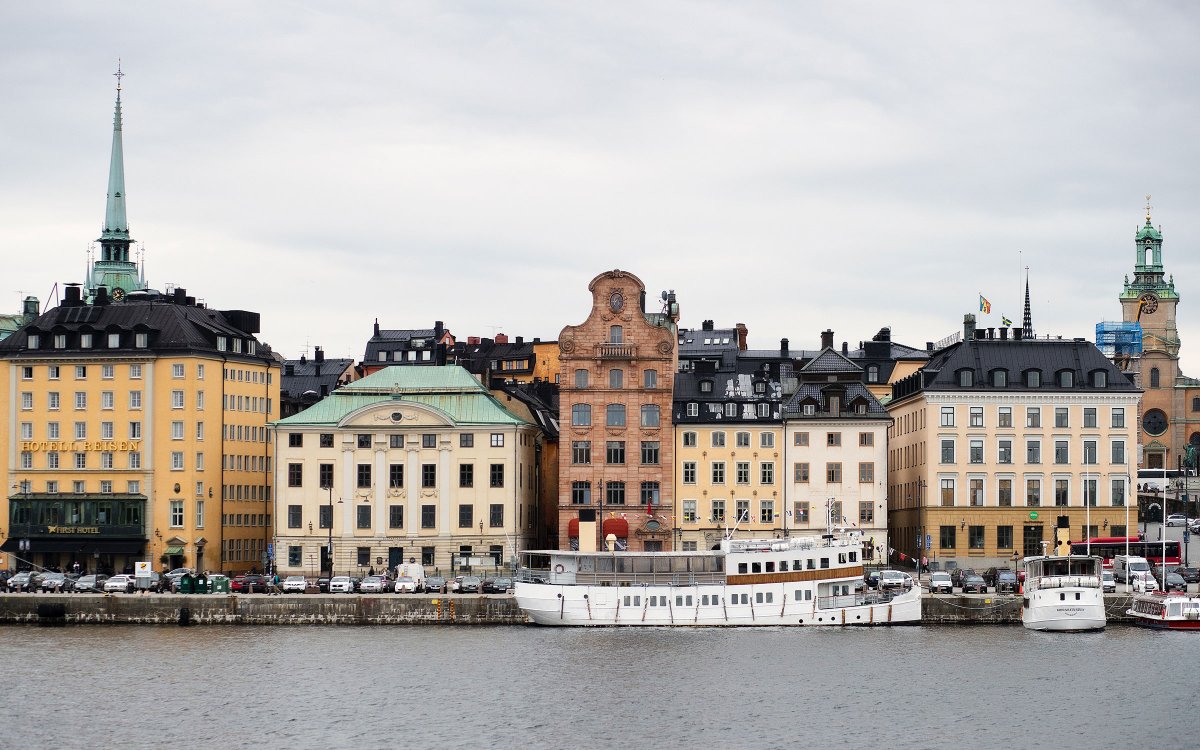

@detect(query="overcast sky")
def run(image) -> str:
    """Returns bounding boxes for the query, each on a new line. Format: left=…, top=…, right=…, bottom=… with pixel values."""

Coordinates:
left=3, top=2, right=1198, bottom=373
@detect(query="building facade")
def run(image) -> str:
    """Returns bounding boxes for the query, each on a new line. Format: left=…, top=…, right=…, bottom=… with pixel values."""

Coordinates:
left=558, top=270, right=679, bottom=552
left=887, top=315, right=1140, bottom=570
left=271, top=366, right=537, bottom=577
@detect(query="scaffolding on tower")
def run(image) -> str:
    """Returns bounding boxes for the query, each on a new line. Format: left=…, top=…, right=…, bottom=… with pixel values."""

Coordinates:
left=1095, top=321, right=1142, bottom=374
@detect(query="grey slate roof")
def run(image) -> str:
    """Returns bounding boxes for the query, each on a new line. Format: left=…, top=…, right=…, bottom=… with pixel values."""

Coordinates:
left=801, top=348, right=862, bottom=373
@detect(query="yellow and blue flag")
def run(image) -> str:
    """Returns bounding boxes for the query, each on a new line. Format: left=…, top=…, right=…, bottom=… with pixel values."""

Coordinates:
left=1001, top=315, right=1013, bottom=326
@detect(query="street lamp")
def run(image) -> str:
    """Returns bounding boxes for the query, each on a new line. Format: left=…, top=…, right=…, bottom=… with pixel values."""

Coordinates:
left=324, top=484, right=337, bottom=577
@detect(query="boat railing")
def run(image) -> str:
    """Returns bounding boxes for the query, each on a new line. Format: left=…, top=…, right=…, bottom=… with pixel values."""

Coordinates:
left=515, top=568, right=551, bottom=583
left=1028, top=575, right=1101, bottom=591
left=817, top=590, right=898, bottom=610
left=725, top=537, right=819, bottom=553
left=570, top=571, right=727, bottom=586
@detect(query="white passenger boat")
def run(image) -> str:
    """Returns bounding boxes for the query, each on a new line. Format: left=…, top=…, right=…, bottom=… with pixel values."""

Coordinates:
left=1127, top=591, right=1200, bottom=630
left=1020, top=555, right=1106, bottom=632
left=513, top=532, right=921, bottom=627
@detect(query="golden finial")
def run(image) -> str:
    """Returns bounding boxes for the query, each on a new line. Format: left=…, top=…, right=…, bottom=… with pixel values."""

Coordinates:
left=114, top=58, right=124, bottom=93
left=1145, top=194, right=1152, bottom=220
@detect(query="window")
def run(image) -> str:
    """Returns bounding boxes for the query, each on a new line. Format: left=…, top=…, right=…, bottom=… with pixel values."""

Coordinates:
left=998, top=407, right=1012, bottom=428
left=171, top=452, right=184, bottom=470
left=736, top=431, right=751, bottom=448
left=793, top=501, right=809, bottom=524
left=682, top=431, right=697, bottom=447
left=606, top=441, right=625, bottom=464
left=609, top=325, right=623, bottom=343
left=1112, top=408, right=1125, bottom=428
left=357, top=434, right=371, bottom=449
left=1055, top=479, right=1069, bottom=507
left=998, top=479, right=1013, bottom=506
left=128, top=451, right=141, bottom=469
left=458, top=505, right=474, bottom=528
left=940, top=479, right=955, bottom=507
left=711, top=499, right=726, bottom=523
left=699, top=380, right=713, bottom=393
left=489, top=504, right=504, bottom=527
left=826, top=462, right=842, bottom=483
left=1083, top=478, right=1098, bottom=507
left=643, top=369, right=658, bottom=388
left=320, top=433, right=335, bottom=448
left=640, top=441, right=660, bottom=465
left=490, top=433, right=504, bottom=448
left=421, top=505, right=436, bottom=528
left=794, top=462, right=810, bottom=482
left=940, top=525, right=956, bottom=550
left=357, top=547, right=371, bottom=567
left=1059, top=370, right=1074, bottom=388
left=996, top=525, right=1014, bottom=549
left=129, top=364, right=142, bottom=379
left=422, top=433, right=436, bottom=448
left=48, top=422, right=60, bottom=439
left=572, top=441, right=591, bottom=465
left=686, top=403, right=698, bottom=417
left=1026, top=370, right=1041, bottom=388
left=969, top=526, right=985, bottom=549
left=640, top=404, right=660, bottom=427
left=388, top=505, right=404, bottom=529
left=606, top=481, right=625, bottom=505
left=571, top=481, right=591, bottom=504
left=711, top=432, right=726, bottom=448
left=172, top=363, right=185, bottom=378
left=75, top=421, right=88, bottom=439
left=761, top=462, right=775, bottom=485
left=459, top=464, right=474, bottom=487
left=970, top=407, right=983, bottom=427
left=171, top=390, right=184, bottom=409
left=571, top=403, right=591, bottom=426
left=135, top=333, right=148, bottom=348
left=683, top=500, right=697, bottom=523
left=606, top=404, right=626, bottom=427
left=1083, top=407, right=1097, bottom=428
left=641, top=482, right=660, bottom=506
left=574, top=369, right=589, bottom=388
left=422, top=464, right=436, bottom=488
left=288, top=463, right=303, bottom=487
left=490, top=464, right=504, bottom=487
left=736, top=462, right=750, bottom=484
left=941, top=439, right=955, bottom=464
left=1111, top=440, right=1125, bottom=464
left=75, top=365, right=87, bottom=379
left=859, top=503, right=874, bottom=525
left=319, top=505, right=332, bottom=529
left=711, top=461, right=726, bottom=484
left=1026, top=479, right=1041, bottom=507
left=682, top=461, right=696, bottom=484
left=357, top=505, right=372, bottom=529
left=736, top=500, right=750, bottom=523
left=998, top=439, right=1012, bottom=464
left=827, top=432, right=841, bottom=447
left=958, top=369, right=973, bottom=387
left=867, top=364, right=879, bottom=383
left=1083, top=440, right=1097, bottom=465
left=970, top=478, right=984, bottom=506
left=357, top=464, right=372, bottom=488
left=170, top=500, right=184, bottom=528
left=1026, top=439, right=1041, bottom=464
left=171, top=421, right=185, bottom=440
left=287, top=505, right=303, bottom=528
left=1055, top=408, right=1069, bottom=428
left=1150, top=368, right=1160, bottom=388
left=970, top=439, right=984, bottom=464
left=128, top=390, right=141, bottom=409
left=759, top=500, right=775, bottom=524
left=761, top=432, right=775, bottom=449
left=1026, top=407, right=1041, bottom=428
left=46, top=392, right=58, bottom=410
left=858, top=462, right=873, bottom=483
left=320, top=463, right=335, bottom=488
left=608, top=368, right=623, bottom=388
left=20, top=366, right=32, bottom=380
left=1054, top=440, right=1068, bottom=464
left=992, top=369, right=1008, bottom=387
left=794, top=432, right=809, bottom=446
left=1111, top=479, right=1126, bottom=507
left=75, top=391, right=87, bottom=410
left=857, top=432, right=873, bottom=448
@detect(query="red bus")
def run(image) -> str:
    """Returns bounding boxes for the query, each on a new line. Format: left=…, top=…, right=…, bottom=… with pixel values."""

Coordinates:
left=1069, top=537, right=1182, bottom=568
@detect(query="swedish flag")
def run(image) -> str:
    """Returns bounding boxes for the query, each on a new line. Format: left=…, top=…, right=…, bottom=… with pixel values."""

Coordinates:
left=1002, top=316, right=1013, bottom=326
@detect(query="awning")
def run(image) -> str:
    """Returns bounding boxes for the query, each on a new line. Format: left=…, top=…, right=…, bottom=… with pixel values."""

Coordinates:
left=0, top=538, right=145, bottom=554
left=567, top=518, right=579, bottom=538
left=164, top=545, right=185, bottom=555
left=602, top=518, right=629, bottom=538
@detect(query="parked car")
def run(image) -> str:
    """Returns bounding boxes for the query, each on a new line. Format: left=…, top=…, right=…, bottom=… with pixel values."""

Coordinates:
left=993, top=570, right=1018, bottom=594
left=485, top=577, right=513, bottom=594
left=929, top=571, right=953, bottom=594
left=281, top=575, right=308, bottom=593
left=165, top=568, right=194, bottom=590
left=1131, top=571, right=1159, bottom=593
left=317, top=577, right=330, bottom=593
left=960, top=574, right=988, bottom=594
left=950, top=568, right=977, bottom=589
left=7, top=571, right=36, bottom=591
left=424, top=576, right=447, bottom=593
left=1152, top=566, right=1188, bottom=593
left=1190, top=519, right=1200, bottom=534
left=982, top=567, right=1012, bottom=588
left=359, top=576, right=392, bottom=593
left=448, top=576, right=465, bottom=593
left=1165, top=514, right=1188, bottom=527
left=73, top=574, right=109, bottom=592
left=38, top=572, right=71, bottom=592
left=104, top=574, right=135, bottom=593
left=329, top=576, right=355, bottom=594
left=1101, top=570, right=1116, bottom=593
left=879, top=570, right=913, bottom=591
left=459, top=575, right=483, bottom=593
left=392, top=576, right=419, bottom=593
left=1172, top=566, right=1200, bottom=584
left=863, top=570, right=881, bottom=590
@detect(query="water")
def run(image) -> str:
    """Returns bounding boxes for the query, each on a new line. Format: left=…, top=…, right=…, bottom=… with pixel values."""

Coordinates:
left=1, top=624, right=1194, bottom=749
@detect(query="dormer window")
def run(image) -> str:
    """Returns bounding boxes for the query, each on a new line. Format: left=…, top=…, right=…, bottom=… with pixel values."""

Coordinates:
left=867, top=365, right=879, bottom=383
left=754, top=381, right=766, bottom=394
left=803, top=403, right=816, bottom=416
left=217, top=336, right=227, bottom=352
left=379, top=351, right=388, bottom=361
left=135, top=333, right=148, bottom=348
left=991, top=369, right=1007, bottom=387
left=699, top=380, right=713, bottom=393
left=958, top=369, right=973, bottom=387
left=108, top=333, right=120, bottom=348
left=856, top=403, right=867, bottom=415
left=829, top=396, right=840, bottom=415
left=725, top=403, right=737, bottom=418
left=1026, top=370, right=1041, bottom=388
left=27, top=334, right=39, bottom=349
left=232, top=338, right=243, bottom=353
left=757, top=403, right=769, bottom=417
left=1058, top=370, right=1074, bottom=388
left=80, top=333, right=93, bottom=349
left=686, top=402, right=698, bottom=417
left=247, top=341, right=256, bottom=355
left=1092, top=370, right=1107, bottom=388
left=54, top=334, right=67, bottom=349
left=411, top=338, right=425, bottom=348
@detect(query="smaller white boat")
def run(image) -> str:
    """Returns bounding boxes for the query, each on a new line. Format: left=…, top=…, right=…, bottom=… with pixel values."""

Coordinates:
left=1127, top=591, right=1200, bottom=630
left=1020, top=554, right=1105, bottom=632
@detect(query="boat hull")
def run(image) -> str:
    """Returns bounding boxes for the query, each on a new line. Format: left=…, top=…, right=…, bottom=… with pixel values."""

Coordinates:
left=514, top=581, right=922, bottom=627
left=1021, top=590, right=1106, bottom=632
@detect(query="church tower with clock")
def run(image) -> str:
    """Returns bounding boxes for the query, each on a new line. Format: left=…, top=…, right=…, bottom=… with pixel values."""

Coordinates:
left=1118, top=200, right=1198, bottom=469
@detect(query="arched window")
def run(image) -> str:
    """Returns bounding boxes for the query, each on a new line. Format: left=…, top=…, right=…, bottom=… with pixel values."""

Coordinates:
left=1150, top=368, right=1160, bottom=388
left=1058, top=370, right=1074, bottom=388
left=606, top=403, right=626, bottom=427
left=640, top=404, right=660, bottom=427
left=571, top=403, right=591, bottom=426
left=1193, top=397, right=1200, bottom=412
left=1092, top=370, right=1107, bottom=388
left=1026, top=370, right=1041, bottom=388
left=992, top=369, right=1007, bottom=387
left=958, top=369, right=973, bottom=387
left=867, top=365, right=879, bottom=384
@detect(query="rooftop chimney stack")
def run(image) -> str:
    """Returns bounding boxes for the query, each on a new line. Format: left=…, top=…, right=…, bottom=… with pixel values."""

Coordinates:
left=820, top=329, right=834, bottom=349
left=702, top=320, right=714, bottom=331
left=780, top=337, right=789, bottom=356
left=315, top=346, right=324, bottom=363
left=736, top=323, right=749, bottom=351
left=963, top=314, right=977, bottom=341
left=374, top=318, right=380, bottom=336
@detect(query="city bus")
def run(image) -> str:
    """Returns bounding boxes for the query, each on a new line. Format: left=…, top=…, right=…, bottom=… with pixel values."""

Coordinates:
left=1069, top=537, right=1182, bottom=568
left=1136, top=468, right=1184, bottom=494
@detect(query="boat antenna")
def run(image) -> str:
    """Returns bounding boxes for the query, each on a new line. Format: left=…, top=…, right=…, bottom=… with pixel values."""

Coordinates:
left=725, top=508, right=751, bottom=540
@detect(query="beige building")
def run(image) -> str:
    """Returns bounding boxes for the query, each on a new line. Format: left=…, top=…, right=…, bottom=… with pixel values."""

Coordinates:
left=888, top=316, right=1140, bottom=570
left=271, top=366, right=537, bottom=577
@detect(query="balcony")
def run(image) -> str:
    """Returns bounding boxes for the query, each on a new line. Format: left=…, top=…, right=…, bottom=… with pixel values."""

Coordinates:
left=595, top=342, right=637, bottom=360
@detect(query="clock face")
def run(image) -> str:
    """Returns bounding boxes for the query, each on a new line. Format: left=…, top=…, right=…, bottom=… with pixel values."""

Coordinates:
left=111, top=287, right=126, bottom=302
left=1143, top=408, right=1168, bottom=436
left=609, top=290, right=624, bottom=312
left=1139, top=293, right=1158, bottom=314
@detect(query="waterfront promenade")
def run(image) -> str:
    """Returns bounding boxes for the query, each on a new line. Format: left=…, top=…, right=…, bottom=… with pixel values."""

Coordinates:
left=0, top=591, right=1142, bottom=626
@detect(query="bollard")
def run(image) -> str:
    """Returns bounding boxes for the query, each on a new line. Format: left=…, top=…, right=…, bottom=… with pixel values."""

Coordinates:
left=179, top=606, right=192, bottom=627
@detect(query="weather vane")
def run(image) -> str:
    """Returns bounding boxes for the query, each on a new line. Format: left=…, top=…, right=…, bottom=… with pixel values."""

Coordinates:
left=114, top=58, right=124, bottom=93
left=1145, top=194, right=1152, bottom=220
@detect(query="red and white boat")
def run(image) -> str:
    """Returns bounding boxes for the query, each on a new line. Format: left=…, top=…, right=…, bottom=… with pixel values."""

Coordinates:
left=1127, top=591, right=1200, bottom=630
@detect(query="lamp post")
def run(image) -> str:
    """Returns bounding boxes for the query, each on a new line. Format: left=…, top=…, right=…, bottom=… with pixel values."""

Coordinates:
left=325, top=484, right=335, bottom=578
left=917, top=478, right=927, bottom=577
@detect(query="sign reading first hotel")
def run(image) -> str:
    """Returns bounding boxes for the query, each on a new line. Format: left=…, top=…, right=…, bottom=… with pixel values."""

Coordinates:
left=19, top=440, right=142, bottom=453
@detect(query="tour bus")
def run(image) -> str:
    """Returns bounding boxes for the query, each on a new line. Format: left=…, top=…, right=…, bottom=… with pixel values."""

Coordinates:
left=1069, top=537, right=1181, bottom=569
left=1136, top=468, right=1184, bottom=494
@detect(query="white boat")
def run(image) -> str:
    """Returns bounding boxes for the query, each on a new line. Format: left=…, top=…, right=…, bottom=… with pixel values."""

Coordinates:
left=513, top=532, right=921, bottom=627
left=1020, top=555, right=1106, bottom=632
left=1127, top=591, right=1200, bottom=630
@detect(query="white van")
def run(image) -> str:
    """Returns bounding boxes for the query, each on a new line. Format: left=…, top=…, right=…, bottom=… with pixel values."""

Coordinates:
left=1113, top=555, right=1151, bottom=583
left=395, top=562, right=426, bottom=591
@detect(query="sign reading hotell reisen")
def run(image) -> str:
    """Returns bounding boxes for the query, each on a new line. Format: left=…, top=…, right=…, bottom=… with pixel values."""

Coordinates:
left=20, top=441, right=141, bottom=452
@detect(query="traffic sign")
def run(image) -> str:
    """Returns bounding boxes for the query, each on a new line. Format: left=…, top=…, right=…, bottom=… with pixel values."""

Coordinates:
left=926, top=534, right=932, bottom=551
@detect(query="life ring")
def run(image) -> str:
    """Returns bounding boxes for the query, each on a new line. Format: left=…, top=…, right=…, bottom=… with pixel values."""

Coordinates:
left=554, top=564, right=565, bottom=574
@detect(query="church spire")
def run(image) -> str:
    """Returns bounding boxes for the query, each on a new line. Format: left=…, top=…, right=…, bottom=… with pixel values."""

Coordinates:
left=1022, top=268, right=1033, bottom=339
left=101, top=60, right=130, bottom=242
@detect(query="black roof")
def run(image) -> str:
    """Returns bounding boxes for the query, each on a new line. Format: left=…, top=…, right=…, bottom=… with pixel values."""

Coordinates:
left=494, top=380, right=559, bottom=438
left=363, top=321, right=446, bottom=363
left=281, top=356, right=354, bottom=400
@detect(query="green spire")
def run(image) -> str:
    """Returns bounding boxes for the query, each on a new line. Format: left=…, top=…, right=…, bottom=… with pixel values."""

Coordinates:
left=100, top=62, right=129, bottom=241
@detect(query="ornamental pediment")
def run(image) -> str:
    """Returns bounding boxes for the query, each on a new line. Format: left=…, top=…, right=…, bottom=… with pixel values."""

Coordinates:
left=339, top=401, right=454, bottom=428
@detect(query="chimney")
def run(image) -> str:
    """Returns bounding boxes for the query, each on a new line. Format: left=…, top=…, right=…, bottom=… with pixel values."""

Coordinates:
left=1013, top=329, right=1023, bottom=341
left=22, top=296, right=39, bottom=319
left=435, top=320, right=444, bottom=340
left=496, top=333, right=509, bottom=344
left=468, top=336, right=480, bottom=345
left=876, top=327, right=891, bottom=342
left=63, top=284, right=82, bottom=307
left=780, top=338, right=789, bottom=356
left=185, top=296, right=196, bottom=307
left=987, top=327, right=995, bottom=339
left=702, top=320, right=714, bottom=331
left=173, top=287, right=187, bottom=305
left=926, top=341, right=934, bottom=352
left=516, top=336, right=524, bottom=345
left=736, top=323, right=748, bottom=351
left=285, top=364, right=295, bottom=376
left=94, top=286, right=110, bottom=306
left=299, top=354, right=307, bottom=364
left=320, top=384, right=329, bottom=397
left=820, top=329, right=834, bottom=349
left=842, top=341, right=848, bottom=355
left=533, top=337, right=541, bottom=343
left=314, top=361, right=322, bottom=376
left=315, top=346, right=324, bottom=362
left=373, top=318, right=380, bottom=337
left=963, top=314, right=977, bottom=341
left=999, top=327, right=1008, bottom=340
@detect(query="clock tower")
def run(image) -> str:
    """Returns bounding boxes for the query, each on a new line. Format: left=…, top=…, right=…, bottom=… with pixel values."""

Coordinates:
left=1119, top=200, right=1184, bottom=469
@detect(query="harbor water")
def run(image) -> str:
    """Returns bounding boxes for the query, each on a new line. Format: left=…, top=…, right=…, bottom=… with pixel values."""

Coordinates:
left=1, top=624, right=1194, bottom=749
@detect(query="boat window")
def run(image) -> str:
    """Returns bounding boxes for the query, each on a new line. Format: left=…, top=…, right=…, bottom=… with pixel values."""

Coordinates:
left=765, top=592, right=774, bottom=603
left=676, top=596, right=684, bottom=606
left=806, top=559, right=815, bottom=570
left=820, top=558, right=830, bottom=569
left=839, top=553, right=847, bottom=564
left=805, top=590, right=812, bottom=601
left=671, top=557, right=690, bottom=573
left=752, top=562, right=762, bottom=573
left=756, top=592, right=764, bottom=604
left=1075, top=593, right=1081, bottom=601
left=849, top=552, right=857, bottom=562
left=633, top=557, right=653, bottom=574
left=778, top=560, right=789, bottom=572
left=686, top=596, right=694, bottom=606
left=795, top=589, right=802, bottom=600
left=578, top=557, right=596, bottom=573
left=653, top=557, right=672, bottom=573
left=1060, top=593, right=1066, bottom=601
left=738, top=563, right=748, bottom=574
left=596, top=558, right=613, bottom=573
left=633, top=596, right=641, bottom=606
left=765, top=561, right=775, bottom=573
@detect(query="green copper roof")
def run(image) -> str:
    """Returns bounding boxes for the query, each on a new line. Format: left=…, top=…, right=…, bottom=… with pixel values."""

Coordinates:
left=275, top=365, right=530, bottom=427
left=1135, top=217, right=1162, bottom=241
left=100, top=86, right=130, bottom=242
